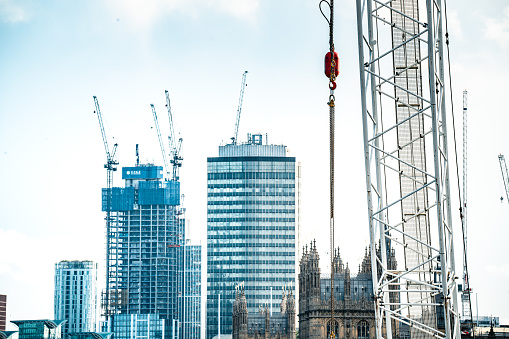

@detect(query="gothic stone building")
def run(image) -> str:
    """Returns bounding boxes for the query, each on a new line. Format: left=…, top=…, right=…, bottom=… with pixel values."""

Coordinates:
left=232, top=285, right=296, bottom=339
left=298, top=241, right=397, bottom=339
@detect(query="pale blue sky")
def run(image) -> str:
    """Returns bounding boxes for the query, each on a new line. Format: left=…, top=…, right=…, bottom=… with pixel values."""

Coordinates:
left=1, top=0, right=508, bottom=331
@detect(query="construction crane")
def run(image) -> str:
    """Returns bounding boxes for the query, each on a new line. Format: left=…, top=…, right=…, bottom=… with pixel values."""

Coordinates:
left=356, top=0, right=460, bottom=338
left=231, top=71, right=248, bottom=145
left=461, top=90, right=473, bottom=326
left=499, top=154, right=509, bottom=203
left=150, top=104, right=170, bottom=178
left=93, top=96, right=118, bottom=317
left=165, top=90, right=183, bottom=181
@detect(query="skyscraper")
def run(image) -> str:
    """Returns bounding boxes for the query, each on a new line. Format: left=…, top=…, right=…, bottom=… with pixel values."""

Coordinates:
left=206, top=134, right=298, bottom=338
left=54, top=261, right=98, bottom=338
left=182, top=241, right=201, bottom=339
left=102, top=163, right=201, bottom=339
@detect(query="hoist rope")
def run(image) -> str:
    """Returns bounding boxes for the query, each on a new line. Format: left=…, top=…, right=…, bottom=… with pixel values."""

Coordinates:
left=320, top=0, right=336, bottom=336
left=443, top=0, right=475, bottom=335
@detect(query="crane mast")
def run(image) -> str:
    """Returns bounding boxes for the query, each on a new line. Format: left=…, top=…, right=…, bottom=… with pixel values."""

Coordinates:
left=499, top=154, right=509, bottom=203
left=355, top=0, right=460, bottom=338
left=462, top=91, right=472, bottom=323
left=150, top=104, right=170, bottom=178
left=231, top=71, right=248, bottom=145
left=165, top=90, right=183, bottom=181
left=93, top=96, right=119, bottom=318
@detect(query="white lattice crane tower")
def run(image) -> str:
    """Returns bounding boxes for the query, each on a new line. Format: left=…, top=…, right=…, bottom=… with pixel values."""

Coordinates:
left=355, top=0, right=460, bottom=338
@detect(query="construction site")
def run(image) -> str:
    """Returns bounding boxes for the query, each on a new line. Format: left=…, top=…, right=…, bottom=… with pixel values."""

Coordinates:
left=88, top=0, right=509, bottom=339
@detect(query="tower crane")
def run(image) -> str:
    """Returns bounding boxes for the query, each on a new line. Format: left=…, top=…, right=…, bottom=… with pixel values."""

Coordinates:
left=93, top=96, right=118, bottom=317
left=165, top=90, right=183, bottom=181
left=462, top=91, right=473, bottom=326
left=150, top=104, right=170, bottom=178
left=231, top=71, right=248, bottom=145
left=356, top=0, right=460, bottom=338
left=499, top=154, right=509, bottom=203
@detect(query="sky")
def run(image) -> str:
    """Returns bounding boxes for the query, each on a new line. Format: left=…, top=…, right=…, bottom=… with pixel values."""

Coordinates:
left=0, top=0, right=508, bottom=332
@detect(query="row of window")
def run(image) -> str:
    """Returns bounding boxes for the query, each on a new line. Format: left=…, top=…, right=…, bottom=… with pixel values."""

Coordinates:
left=207, top=225, right=294, bottom=231
left=207, top=207, right=295, bottom=214
left=207, top=192, right=295, bottom=198
left=206, top=251, right=295, bottom=257
left=206, top=275, right=295, bottom=284
left=208, top=199, right=295, bottom=206
left=208, top=233, right=294, bottom=240
left=208, top=172, right=295, bottom=180
left=208, top=242, right=295, bottom=248
left=208, top=217, right=295, bottom=222
left=208, top=183, right=295, bottom=190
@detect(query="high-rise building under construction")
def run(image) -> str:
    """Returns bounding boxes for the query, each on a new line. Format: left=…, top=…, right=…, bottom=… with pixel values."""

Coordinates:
left=206, top=134, right=298, bottom=339
left=102, top=164, right=201, bottom=339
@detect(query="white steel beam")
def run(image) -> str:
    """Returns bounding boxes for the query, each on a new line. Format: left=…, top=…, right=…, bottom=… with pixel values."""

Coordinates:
left=356, top=0, right=461, bottom=338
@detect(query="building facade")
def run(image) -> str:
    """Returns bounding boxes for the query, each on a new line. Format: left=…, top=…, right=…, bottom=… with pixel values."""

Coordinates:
left=207, top=134, right=298, bottom=338
left=11, top=320, right=66, bottom=339
left=102, top=164, right=201, bottom=339
left=298, top=241, right=397, bottom=339
left=232, top=285, right=296, bottom=339
left=54, top=261, right=98, bottom=338
left=0, top=295, right=6, bottom=331
left=182, top=242, right=201, bottom=339
left=106, top=314, right=164, bottom=339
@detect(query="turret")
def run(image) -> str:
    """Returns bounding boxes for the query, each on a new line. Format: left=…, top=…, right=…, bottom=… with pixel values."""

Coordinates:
left=264, top=304, right=270, bottom=337
left=359, top=246, right=372, bottom=275
left=332, top=247, right=345, bottom=274
left=280, top=289, right=287, bottom=314
left=299, top=245, right=309, bottom=298
left=233, top=283, right=248, bottom=339
left=345, top=263, right=351, bottom=299
left=308, top=240, right=321, bottom=298
left=286, top=290, right=296, bottom=337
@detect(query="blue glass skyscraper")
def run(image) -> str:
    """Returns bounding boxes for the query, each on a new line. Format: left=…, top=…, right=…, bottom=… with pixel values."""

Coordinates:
left=102, top=164, right=191, bottom=339
left=206, top=134, right=297, bottom=339
left=182, top=242, right=201, bottom=339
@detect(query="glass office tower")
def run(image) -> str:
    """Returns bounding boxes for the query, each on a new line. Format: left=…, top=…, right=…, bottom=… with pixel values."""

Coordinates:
left=54, top=261, right=98, bottom=338
left=182, top=242, right=201, bottom=339
left=206, top=134, right=297, bottom=339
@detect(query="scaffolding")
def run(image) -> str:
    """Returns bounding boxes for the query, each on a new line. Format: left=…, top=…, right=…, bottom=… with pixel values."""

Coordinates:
left=101, top=165, right=186, bottom=339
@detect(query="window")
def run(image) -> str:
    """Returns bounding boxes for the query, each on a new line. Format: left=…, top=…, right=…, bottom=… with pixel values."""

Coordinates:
left=327, top=320, right=339, bottom=339
left=357, top=321, right=369, bottom=339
